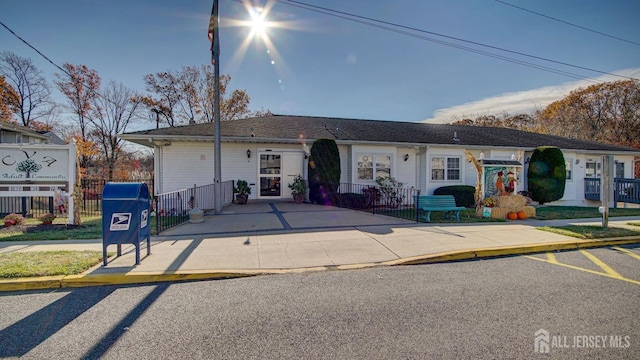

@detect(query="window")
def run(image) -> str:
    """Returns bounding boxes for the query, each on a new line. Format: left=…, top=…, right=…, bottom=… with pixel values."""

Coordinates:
left=615, top=162, right=625, bottom=178
left=565, top=159, right=573, bottom=180
left=585, top=160, right=601, bottom=178
left=431, top=156, right=461, bottom=181
left=357, top=154, right=391, bottom=181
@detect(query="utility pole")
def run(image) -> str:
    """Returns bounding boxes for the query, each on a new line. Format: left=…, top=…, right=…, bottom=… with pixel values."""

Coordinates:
left=209, top=0, right=222, bottom=214
left=601, top=155, right=614, bottom=227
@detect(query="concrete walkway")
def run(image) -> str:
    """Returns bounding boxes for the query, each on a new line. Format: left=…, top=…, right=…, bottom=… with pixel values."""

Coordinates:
left=1, top=202, right=639, bottom=290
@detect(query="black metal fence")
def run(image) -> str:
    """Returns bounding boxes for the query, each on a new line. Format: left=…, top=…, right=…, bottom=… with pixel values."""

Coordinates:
left=0, top=179, right=153, bottom=219
left=81, top=178, right=154, bottom=217
left=154, top=181, right=234, bottom=234
left=331, top=182, right=421, bottom=222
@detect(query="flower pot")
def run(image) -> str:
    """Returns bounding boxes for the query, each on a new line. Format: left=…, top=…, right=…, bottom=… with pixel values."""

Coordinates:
left=236, top=194, right=248, bottom=205
left=293, top=193, right=305, bottom=204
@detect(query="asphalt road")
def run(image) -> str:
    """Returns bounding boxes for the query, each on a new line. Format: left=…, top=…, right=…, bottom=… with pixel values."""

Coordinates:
left=1, top=246, right=638, bottom=359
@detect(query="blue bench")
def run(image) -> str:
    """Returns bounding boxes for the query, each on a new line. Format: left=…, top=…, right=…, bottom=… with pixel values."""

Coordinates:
left=413, top=195, right=465, bottom=222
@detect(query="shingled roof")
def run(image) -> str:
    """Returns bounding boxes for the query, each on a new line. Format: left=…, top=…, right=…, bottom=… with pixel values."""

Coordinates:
left=120, top=115, right=638, bottom=153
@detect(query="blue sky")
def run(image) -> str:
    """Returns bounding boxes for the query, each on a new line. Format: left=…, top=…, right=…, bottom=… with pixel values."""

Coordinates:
left=1, top=0, right=639, bottom=126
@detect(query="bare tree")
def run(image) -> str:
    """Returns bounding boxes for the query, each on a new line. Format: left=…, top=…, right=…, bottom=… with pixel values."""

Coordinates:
left=0, top=51, right=53, bottom=126
left=88, top=81, right=143, bottom=180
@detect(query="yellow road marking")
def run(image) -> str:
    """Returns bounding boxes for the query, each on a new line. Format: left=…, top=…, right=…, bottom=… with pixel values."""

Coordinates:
left=579, top=249, right=622, bottom=278
left=612, top=246, right=640, bottom=261
left=546, top=252, right=558, bottom=263
left=523, top=255, right=640, bottom=286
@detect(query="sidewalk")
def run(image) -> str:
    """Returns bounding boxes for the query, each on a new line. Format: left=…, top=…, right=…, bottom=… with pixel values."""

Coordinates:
left=1, top=202, right=639, bottom=291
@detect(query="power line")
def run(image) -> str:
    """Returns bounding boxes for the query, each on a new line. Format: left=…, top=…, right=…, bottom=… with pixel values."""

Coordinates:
left=280, top=0, right=596, bottom=83
left=494, top=0, right=640, bottom=47
left=1, top=19, right=123, bottom=109
left=277, top=0, right=638, bottom=82
left=0, top=20, right=71, bottom=78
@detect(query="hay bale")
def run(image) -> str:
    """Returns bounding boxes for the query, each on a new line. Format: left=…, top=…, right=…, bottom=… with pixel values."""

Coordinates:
left=489, top=205, right=536, bottom=219
left=496, top=195, right=526, bottom=208
left=489, top=207, right=511, bottom=219
left=522, top=206, right=536, bottom=218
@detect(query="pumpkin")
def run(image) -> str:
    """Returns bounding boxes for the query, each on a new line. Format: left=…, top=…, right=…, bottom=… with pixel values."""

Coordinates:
left=517, top=210, right=527, bottom=220
left=507, top=212, right=518, bottom=220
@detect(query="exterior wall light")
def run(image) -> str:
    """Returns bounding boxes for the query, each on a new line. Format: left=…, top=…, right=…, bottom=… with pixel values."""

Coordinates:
left=403, top=153, right=409, bottom=162
left=247, top=149, right=251, bottom=159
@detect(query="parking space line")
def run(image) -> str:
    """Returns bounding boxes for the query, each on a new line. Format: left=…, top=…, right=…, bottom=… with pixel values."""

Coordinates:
left=579, top=249, right=622, bottom=278
left=545, top=252, right=558, bottom=263
left=612, top=246, right=640, bottom=261
left=523, top=255, right=640, bottom=286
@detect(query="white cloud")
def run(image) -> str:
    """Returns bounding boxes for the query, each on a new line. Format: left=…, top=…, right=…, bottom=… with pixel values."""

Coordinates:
left=423, top=68, right=640, bottom=124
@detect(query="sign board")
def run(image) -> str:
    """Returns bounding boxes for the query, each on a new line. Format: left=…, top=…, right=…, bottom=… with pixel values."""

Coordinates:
left=0, top=145, right=70, bottom=183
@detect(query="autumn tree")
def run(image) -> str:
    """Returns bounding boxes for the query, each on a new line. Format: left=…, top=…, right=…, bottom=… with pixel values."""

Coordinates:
left=451, top=113, right=539, bottom=131
left=0, top=75, right=19, bottom=122
left=140, top=66, right=253, bottom=127
left=538, top=80, right=640, bottom=149
left=138, top=70, right=181, bottom=127
left=0, top=51, right=53, bottom=126
left=55, top=64, right=101, bottom=141
left=55, top=63, right=102, bottom=168
left=88, top=81, right=143, bottom=181
left=194, top=67, right=251, bottom=122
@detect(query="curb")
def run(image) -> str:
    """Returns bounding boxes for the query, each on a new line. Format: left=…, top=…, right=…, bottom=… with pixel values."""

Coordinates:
left=389, top=237, right=640, bottom=266
left=1, top=237, right=639, bottom=292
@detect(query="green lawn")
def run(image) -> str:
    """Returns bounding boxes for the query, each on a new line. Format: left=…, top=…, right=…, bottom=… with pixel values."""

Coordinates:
left=0, top=217, right=103, bottom=241
left=0, top=215, right=168, bottom=241
left=535, top=206, right=640, bottom=220
left=538, top=225, right=640, bottom=239
left=0, top=250, right=106, bottom=278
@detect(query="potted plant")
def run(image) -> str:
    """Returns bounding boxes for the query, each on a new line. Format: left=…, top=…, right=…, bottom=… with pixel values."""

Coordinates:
left=288, top=174, right=307, bottom=204
left=37, top=213, right=56, bottom=225
left=3, top=213, right=26, bottom=227
left=234, top=179, right=251, bottom=204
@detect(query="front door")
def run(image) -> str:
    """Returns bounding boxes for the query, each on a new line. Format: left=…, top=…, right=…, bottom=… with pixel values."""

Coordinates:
left=258, top=151, right=304, bottom=199
left=259, top=153, right=281, bottom=197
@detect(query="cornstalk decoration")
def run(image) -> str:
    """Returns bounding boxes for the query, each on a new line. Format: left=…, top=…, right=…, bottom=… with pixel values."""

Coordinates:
left=465, top=150, right=483, bottom=217
left=70, top=149, right=83, bottom=226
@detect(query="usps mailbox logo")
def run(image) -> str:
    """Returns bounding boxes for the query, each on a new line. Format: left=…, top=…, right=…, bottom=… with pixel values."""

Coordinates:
left=141, top=209, right=148, bottom=228
left=110, top=213, right=132, bottom=231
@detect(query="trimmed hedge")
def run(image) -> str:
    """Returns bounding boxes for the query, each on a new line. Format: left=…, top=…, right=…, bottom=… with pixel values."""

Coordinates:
left=308, top=139, right=341, bottom=205
left=433, top=185, right=476, bottom=207
left=527, top=146, right=566, bottom=205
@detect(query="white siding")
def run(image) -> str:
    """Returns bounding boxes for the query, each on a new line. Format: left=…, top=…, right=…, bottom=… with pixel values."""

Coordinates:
left=338, top=145, right=351, bottom=183
left=159, top=142, right=213, bottom=193
left=395, top=148, right=417, bottom=188
left=560, top=152, right=578, bottom=201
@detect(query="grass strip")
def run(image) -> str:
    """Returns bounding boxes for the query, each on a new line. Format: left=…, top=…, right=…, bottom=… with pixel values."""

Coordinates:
left=0, top=250, right=104, bottom=278
left=538, top=225, right=640, bottom=239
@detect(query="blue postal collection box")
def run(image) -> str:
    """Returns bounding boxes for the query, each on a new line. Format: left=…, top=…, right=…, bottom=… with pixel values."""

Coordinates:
left=102, top=182, right=151, bottom=266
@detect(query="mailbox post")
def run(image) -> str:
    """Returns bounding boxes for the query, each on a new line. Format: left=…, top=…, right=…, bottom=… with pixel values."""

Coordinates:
left=102, top=182, right=151, bottom=266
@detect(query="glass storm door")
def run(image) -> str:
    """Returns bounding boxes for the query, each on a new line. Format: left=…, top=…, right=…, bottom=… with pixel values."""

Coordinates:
left=259, top=153, right=281, bottom=197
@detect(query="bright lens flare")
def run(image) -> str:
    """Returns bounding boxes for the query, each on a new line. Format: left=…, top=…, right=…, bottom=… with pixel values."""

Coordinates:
left=249, top=9, right=267, bottom=35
